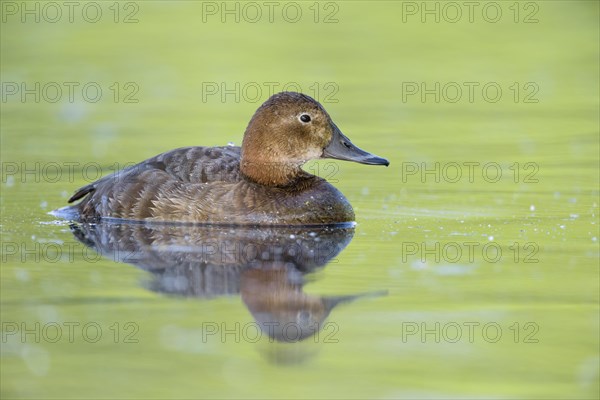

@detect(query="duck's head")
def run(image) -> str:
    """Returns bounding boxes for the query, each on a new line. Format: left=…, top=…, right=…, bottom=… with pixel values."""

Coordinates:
left=241, top=91, right=389, bottom=186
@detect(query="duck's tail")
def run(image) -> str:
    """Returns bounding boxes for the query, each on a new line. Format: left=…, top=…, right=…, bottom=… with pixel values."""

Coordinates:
left=67, top=183, right=96, bottom=203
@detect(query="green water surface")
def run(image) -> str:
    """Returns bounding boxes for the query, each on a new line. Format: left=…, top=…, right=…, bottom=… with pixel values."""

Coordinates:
left=1, top=1, right=599, bottom=399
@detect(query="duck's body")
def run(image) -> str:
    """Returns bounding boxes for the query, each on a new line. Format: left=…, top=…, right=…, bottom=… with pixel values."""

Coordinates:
left=59, top=92, right=388, bottom=225
left=69, top=145, right=353, bottom=224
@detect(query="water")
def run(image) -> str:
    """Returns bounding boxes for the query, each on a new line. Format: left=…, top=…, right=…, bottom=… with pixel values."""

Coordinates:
left=1, top=1, right=599, bottom=398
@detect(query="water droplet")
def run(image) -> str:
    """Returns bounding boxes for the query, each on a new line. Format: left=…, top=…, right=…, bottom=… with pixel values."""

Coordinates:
left=15, top=268, right=30, bottom=282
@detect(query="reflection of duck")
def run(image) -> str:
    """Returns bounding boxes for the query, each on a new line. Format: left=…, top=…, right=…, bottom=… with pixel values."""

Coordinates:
left=56, top=92, right=388, bottom=224
left=241, top=267, right=386, bottom=342
left=71, top=222, right=386, bottom=342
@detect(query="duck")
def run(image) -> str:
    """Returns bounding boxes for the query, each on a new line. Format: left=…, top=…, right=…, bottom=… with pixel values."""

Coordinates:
left=57, top=92, right=389, bottom=225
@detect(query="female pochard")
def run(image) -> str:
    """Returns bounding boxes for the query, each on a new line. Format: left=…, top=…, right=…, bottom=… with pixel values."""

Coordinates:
left=58, top=92, right=389, bottom=225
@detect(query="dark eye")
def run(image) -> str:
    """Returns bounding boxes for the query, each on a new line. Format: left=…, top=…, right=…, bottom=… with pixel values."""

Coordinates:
left=299, top=114, right=311, bottom=123
left=297, top=310, right=311, bottom=324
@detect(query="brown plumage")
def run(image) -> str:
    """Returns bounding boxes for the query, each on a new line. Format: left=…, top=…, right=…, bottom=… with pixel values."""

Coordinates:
left=57, top=92, right=389, bottom=225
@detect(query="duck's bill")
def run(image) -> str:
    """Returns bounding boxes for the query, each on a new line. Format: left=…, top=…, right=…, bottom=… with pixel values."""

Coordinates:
left=322, top=123, right=389, bottom=166
left=322, top=290, right=389, bottom=311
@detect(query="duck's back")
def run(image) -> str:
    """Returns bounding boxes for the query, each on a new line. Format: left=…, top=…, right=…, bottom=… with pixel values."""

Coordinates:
left=65, top=146, right=354, bottom=225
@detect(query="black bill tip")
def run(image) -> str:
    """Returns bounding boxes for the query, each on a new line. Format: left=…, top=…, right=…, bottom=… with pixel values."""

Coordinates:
left=323, top=123, right=390, bottom=167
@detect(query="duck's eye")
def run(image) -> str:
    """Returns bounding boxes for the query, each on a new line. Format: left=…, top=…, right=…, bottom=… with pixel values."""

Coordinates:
left=297, top=310, right=312, bottom=325
left=299, top=114, right=311, bottom=123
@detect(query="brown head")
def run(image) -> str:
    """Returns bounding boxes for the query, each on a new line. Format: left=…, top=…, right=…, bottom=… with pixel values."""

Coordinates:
left=240, top=92, right=389, bottom=186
